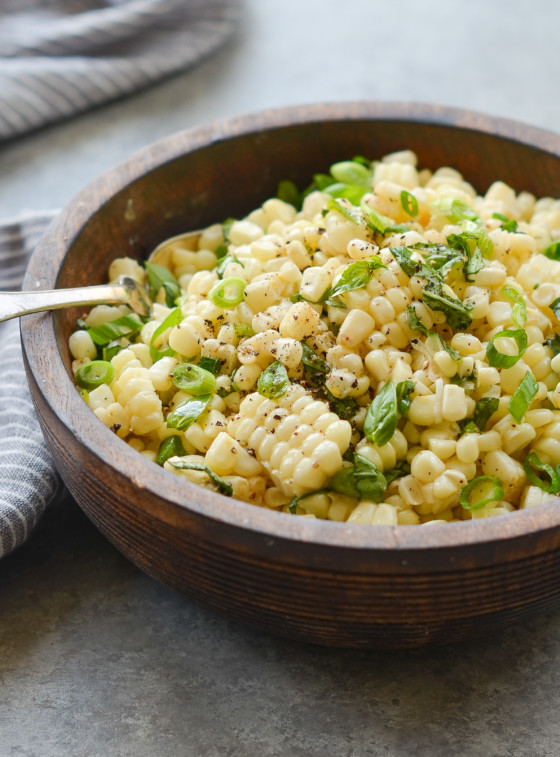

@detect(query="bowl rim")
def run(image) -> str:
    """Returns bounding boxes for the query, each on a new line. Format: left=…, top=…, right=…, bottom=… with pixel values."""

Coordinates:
left=21, top=100, right=560, bottom=556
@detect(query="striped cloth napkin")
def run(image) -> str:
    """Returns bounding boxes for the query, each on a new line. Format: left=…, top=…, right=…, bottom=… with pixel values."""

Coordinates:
left=0, top=0, right=240, bottom=558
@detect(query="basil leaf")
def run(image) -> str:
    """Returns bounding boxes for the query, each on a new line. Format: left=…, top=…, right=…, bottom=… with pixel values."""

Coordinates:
left=422, top=286, right=472, bottom=331
left=492, top=212, right=519, bottom=233
left=257, top=361, right=290, bottom=399
left=501, top=285, right=527, bottom=328
left=396, top=380, right=415, bottom=419
left=277, top=179, right=302, bottom=209
left=327, top=393, right=359, bottom=421
left=460, top=475, right=504, bottom=510
left=486, top=328, right=528, bottom=368
left=288, top=487, right=331, bottom=514
left=364, top=381, right=397, bottom=447
left=459, top=397, right=498, bottom=434
left=545, top=334, right=560, bottom=355
left=384, top=459, right=411, bottom=484
left=400, top=190, right=419, bottom=217
left=330, top=454, right=387, bottom=503
left=166, top=394, right=211, bottom=430
left=390, top=246, right=444, bottom=287
left=301, top=343, right=329, bottom=383
left=87, top=314, right=143, bottom=347
left=145, top=262, right=180, bottom=308
left=167, top=459, right=233, bottom=496
left=523, top=452, right=560, bottom=494
left=509, top=370, right=538, bottom=422
left=156, top=435, right=186, bottom=466
left=406, top=306, right=461, bottom=360
left=330, top=257, right=386, bottom=298
left=550, top=297, right=560, bottom=321
left=544, top=241, right=560, bottom=261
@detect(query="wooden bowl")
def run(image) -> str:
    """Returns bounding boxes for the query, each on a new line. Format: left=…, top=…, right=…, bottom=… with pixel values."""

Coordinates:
left=21, top=103, right=560, bottom=649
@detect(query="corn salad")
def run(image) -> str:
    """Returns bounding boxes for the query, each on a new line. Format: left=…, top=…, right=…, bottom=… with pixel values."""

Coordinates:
left=70, top=150, right=560, bottom=525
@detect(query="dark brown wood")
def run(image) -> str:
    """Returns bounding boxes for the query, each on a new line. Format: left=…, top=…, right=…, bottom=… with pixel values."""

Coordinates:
left=20, top=102, right=560, bottom=648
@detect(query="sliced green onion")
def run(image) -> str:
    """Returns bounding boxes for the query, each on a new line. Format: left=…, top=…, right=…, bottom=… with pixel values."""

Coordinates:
left=364, top=381, right=397, bottom=447
left=145, top=262, right=180, bottom=307
left=509, top=370, right=538, bottom=422
left=167, top=459, right=233, bottom=496
left=208, top=277, right=245, bottom=308
left=156, top=435, right=186, bottom=466
left=257, top=361, right=290, bottom=399
left=501, top=285, right=527, bottom=327
left=330, top=160, right=372, bottom=185
left=74, top=360, right=115, bottom=390
left=87, top=314, right=142, bottom=347
left=166, top=395, right=211, bottom=430
left=149, top=306, right=182, bottom=362
left=327, top=197, right=363, bottom=225
left=486, top=328, right=528, bottom=368
left=172, top=363, right=217, bottom=395
left=460, top=475, right=504, bottom=510
left=400, top=190, right=419, bottom=217
left=216, top=252, right=244, bottom=279
left=102, top=340, right=124, bottom=362
left=523, top=452, right=560, bottom=494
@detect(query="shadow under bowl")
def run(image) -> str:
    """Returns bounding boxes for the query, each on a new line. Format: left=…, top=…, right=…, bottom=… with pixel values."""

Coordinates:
left=21, top=102, right=560, bottom=649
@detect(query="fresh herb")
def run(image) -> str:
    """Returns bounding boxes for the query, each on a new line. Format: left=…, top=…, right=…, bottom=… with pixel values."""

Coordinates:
left=330, top=257, right=386, bottom=298
left=545, top=333, right=560, bottom=355
left=172, top=363, right=217, bottom=396
left=493, top=212, right=519, bottom=233
left=422, top=287, right=472, bottom=331
left=149, top=307, right=182, bottom=362
left=156, top=435, right=186, bottom=466
left=406, top=306, right=461, bottom=360
left=257, top=361, right=290, bottom=399
left=458, top=397, right=498, bottom=434
left=501, top=285, right=527, bottom=328
left=216, top=252, right=244, bottom=279
left=145, top=262, right=180, bottom=308
left=166, top=395, right=211, bottom=430
left=550, top=297, right=560, bottom=322
left=509, top=370, right=538, bottom=422
left=486, top=328, right=528, bottom=368
left=396, top=380, right=415, bottom=419
left=459, top=475, right=504, bottom=510
left=330, top=453, right=387, bottom=502
left=430, top=197, right=481, bottom=225
left=400, top=190, right=419, bottom=217
left=102, top=341, right=124, bottom=362
left=384, top=459, right=411, bottom=484
left=288, top=488, right=330, bottom=514
left=197, top=356, right=223, bottom=375
left=87, top=314, right=143, bottom=347
left=523, top=451, right=560, bottom=494
left=74, top=360, right=115, bottom=390
left=364, top=381, right=397, bottom=447
left=167, top=459, right=233, bottom=496
left=543, top=241, right=560, bottom=261
left=276, top=179, right=302, bottom=209
left=361, top=201, right=409, bottom=235
left=208, top=277, right=246, bottom=308
left=233, top=322, right=255, bottom=338
left=330, top=160, right=372, bottom=186
left=301, top=343, right=330, bottom=382
left=327, top=394, right=359, bottom=420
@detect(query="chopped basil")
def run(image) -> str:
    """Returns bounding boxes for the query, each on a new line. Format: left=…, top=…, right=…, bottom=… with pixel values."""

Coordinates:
left=523, top=452, right=560, bottom=494
left=327, top=393, right=359, bottom=421
left=166, top=394, right=211, bottom=430
left=145, top=262, right=181, bottom=308
left=288, top=487, right=330, bottom=514
left=156, top=435, right=186, bottom=466
left=167, top=459, right=233, bottom=496
left=501, top=285, right=527, bottom=328
left=544, top=241, right=560, bottom=261
left=545, top=334, right=560, bottom=355
left=330, top=257, right=386, bottom=298
left=276, top=179, right=302, bottom=209
left=360, top=201, right=409, bottom=235
left=460, top=475, right=504, bottom=510
left=396, top=380, right=415, bottom=419
left=87, top=314, right=143, bottom=347
left=406, top=306, right=461, bottom=360
left=364, top=381, right=397, bottom=447
left=400, top=190, right=419, bottom=217
left=550, top=297, right=560, bottom=321
left=330, top=453, right=387, bottom=503
left=492, top=212, right=519, bottom=233
left=422, top=286, right=472, bottom=331
left=458, top=397, right=498, bottom=434
left=197, top=356, right=223, bottom=375
left=216, top=252, right=244, bottom=279
left=257, top=361, right=290, bottom=399
left=301, top=343, right=330, bottom=383
left=509, top=370, right=538, bottom=422
left=486, top=328, right=527, bottom=368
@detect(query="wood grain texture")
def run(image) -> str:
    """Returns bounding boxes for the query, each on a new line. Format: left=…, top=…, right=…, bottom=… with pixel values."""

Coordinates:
left=20, top=102, right=560, bottom=648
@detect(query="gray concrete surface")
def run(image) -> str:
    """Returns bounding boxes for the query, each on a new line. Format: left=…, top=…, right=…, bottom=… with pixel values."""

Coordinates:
left=2, top=1, right=560, bottom=755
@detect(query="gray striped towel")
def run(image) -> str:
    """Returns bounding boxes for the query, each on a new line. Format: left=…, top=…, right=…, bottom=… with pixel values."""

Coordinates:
left=0, top=1, right=240, bottom=558
left=0, top=0, right=241, bottom=140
